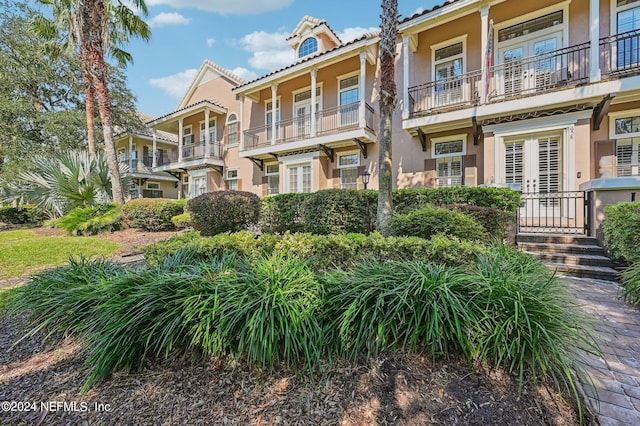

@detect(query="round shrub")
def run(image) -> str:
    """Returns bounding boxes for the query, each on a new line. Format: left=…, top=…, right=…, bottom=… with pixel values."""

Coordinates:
left=188, top=190, right=260, bottom=236
left=603, top=201, right=640, bottom=263
left=171, top=212, right=191, bottom=230
left=390, top=206, right=487, bottom=240
left=122, top=198, right=186, bottom=231
left=260, top=193, right=307, bottom=234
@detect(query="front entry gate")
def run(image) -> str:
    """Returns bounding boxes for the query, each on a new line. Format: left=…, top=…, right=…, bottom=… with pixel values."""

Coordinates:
left=518, top=191, right=591, bottom=235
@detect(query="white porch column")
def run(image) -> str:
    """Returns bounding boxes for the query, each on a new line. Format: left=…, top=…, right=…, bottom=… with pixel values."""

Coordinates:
left=359, top=51, right=367, bottom=128
left=128, top=135, right=134, bottom=169
left=480, top=5, right=490, bottom=104
left=271, top=84, right=278, bottom=145
left=239, top=96, right=245, bottom=150
left=178, top=118, right=184, bottom=163
left=311, top=69, right=317, bottom=137
left=152, top=130, right=157, bottom=167
left=590, top=0, right=601, bottom=82
left=402, top=36, right=410, bottom=119
left=204, top=108, right=211, bottom=158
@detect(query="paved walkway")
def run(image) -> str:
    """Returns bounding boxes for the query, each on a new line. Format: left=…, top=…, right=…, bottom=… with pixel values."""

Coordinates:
left=565, top=277, right=640, bottom=426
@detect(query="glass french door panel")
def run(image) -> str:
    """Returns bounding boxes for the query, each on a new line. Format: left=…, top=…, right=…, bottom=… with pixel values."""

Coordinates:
left=533, top=38, right=559, bottom=89
left=502, top=47, right=524, bottom=96
left=294, top=105, right=311, bottom=138
left=302, top=165, right=312, bottom=193
left=340, top=88, right=359, bottom=127
left=287, top=164, right=312, bottom=193
left=289, top=166, right=299, bottom=193
left=617, top=7, right=640, bottom=68
left=434, top=58, right=463, bottom=106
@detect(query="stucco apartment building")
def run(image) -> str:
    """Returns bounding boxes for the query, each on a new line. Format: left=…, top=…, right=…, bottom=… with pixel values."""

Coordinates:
left=117, top=0, right=640, bottom=235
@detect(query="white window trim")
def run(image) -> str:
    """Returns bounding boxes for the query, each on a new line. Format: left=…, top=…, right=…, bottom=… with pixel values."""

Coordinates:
left=431, top=35, right=468, bottom=78
left=285, top=162, right=313, bottom=193
left=199, top=117, right=217, bottom=142
left=183, top=125, right=193, bottom=144
left=337, top=151, right=361, bottom=168
left=611, top=0, right=640, bottom=35
left=299, top=37, right=318, bottom=58
left=265, top=98, right=281, bottom=126
left=494, top=1, right=570, bottom=47
left=226, top=168, right=239, bottom=180
left=292, top=84, right=323, bottom=115
left=226, top=113, right=239, bottom=146
left=265, top=162, right=280, bottom=176
left=430, top=134, right=467, bottom=158
left=609, top=108, right=640, bottom=139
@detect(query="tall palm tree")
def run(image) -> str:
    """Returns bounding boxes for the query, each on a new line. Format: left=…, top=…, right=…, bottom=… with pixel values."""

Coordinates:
left=33, top=0, right=149, bottom=205
left=377, top=0, right=398, bottom=236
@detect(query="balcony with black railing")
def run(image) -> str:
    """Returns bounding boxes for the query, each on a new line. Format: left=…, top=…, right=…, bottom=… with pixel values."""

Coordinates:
left=601, top=29, right=640, bottom=78
left=407, top=42, right=591, bottom=117
left=164, top=141, right=224, bottom=165
left=242, top=101, right=376, bottom=152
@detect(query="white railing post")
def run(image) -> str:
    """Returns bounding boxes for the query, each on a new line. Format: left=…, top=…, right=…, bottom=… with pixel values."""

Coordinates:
left=178, top=118, right=184, bottom=163
left=311, top=69, right=317, bottom=137
left=402, top=36, right=410, bottom=119
left=359, top=51, right=367, bottom=128
left=204, top=109, right=211, bottom=158
left=590, top=0, right=601, bottom=82
left=152, top=130, right=158, bottom=167
left=271, top=84, right=278, bottom=145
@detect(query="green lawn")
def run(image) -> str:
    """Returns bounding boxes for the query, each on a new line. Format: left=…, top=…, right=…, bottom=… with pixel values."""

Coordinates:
left=0, top=229, right=119, bottom=280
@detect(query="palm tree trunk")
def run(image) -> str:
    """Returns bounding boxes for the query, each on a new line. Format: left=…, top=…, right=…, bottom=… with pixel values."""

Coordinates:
left=83, top=72, right=97, bottom=155
left=87, top=0, right=124, bottom=205
left=377, top=0, right=398, bottom=236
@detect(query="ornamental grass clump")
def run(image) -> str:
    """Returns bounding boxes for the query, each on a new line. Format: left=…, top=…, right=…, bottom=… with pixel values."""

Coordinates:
left=466, top=243, right=599, bottom=417
left=217, top=252, right=324, bottom=369
left=620, top=263, right=640, bottom=306
left=323, top=260, right=477, bottom=360
left=8, top=257, right=126, bottom=340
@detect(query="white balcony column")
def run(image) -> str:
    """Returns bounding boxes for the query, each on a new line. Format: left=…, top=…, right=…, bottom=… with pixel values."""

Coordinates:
left=480, top=4, right=490, bottom=104
left=178, top=118, right=184, bottom=162
left=271, top=84, right=278, bottom=145
left=152, top=130, right=158, bottom=167
left=204, top=108, right=211, bottom=158
left=128, top=135, right=134, bottom=169
left=310, top=68, right=317, bottom=137
left=359, top=51, right=367, bottom=128
left=402, top=36, right=411, bottom=120
left=239, top=96, right=245, bottom=150
left=590, top=0, right=601, bottom=82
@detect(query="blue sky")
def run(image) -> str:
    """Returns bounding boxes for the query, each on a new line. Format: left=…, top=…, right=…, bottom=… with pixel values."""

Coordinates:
left=122, top=0, right=443, bottom=117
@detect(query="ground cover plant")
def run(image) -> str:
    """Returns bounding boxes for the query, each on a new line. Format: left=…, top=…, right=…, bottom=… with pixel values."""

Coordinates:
left=0, top=229, right=118, bottom=279
left=6, top=236, right=597, bottom=422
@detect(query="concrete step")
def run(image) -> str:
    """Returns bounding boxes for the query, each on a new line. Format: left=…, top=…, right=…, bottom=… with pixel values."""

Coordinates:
left=545, top=263, right=619, bottom=281
left=523, top=251, right=614, bottom=267
left=518, top=242, right=606, bottom=256
left=516, top=233, right=597, bottom=245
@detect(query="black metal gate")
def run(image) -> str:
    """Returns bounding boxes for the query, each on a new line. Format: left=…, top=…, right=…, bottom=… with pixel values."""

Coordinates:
left=517, top=191, right=590, bottom=235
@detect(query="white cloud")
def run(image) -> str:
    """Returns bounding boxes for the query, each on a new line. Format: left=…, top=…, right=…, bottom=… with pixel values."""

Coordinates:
left=231, top=67, right=258, bottom=82
left=206, top=38, right=216, bottom=48
left=148, top=12, right=189, bottom=28
left=149, top=69, right=198, bottom=99
left=145, top=0, right=293, bottom=15
left=235, top=30, right=292, bottom=71
left=409, top=7, right=424, bottom=17
left=337, top=26, right=379, bottom=43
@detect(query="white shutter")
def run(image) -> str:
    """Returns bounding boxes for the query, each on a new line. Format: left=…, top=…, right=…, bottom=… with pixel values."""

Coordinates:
left=505, top=141, right=524, bottom=187
left=538, top=137, right=560, bottom=194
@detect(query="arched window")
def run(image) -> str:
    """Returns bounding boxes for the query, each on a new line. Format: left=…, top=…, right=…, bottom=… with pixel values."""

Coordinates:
left=298, top=37, right=318, bottom=58
left=226, top=113, right=239, bottom=146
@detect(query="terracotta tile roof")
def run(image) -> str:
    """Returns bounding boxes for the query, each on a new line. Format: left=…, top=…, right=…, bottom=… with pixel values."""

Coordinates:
left=286, top=15, right=342, bottom=44
left=114, top=112, right=177, bottom=143
left=399, top=0, right=465, bottom=25
left=148, top=99, right=227, bottom=124
left=234, top=31, right=379, bottom=91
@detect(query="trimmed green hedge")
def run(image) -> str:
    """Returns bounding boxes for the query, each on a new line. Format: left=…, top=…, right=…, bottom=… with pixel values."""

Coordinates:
left=603, top=201, right=640, bottom=263
left=143, top=231, right=487, bottom=271
left=188, top=191, right=260, bottom=236
left=122, top=198, right=186, bottom=231
left=390, top=206, right=487, bottom=240
left=443, top=204, right=515, bottom=241
left=260, top=187, right=519, bottom=235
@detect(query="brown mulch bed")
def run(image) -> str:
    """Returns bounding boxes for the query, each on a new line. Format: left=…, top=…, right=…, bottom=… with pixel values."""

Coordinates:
left=0, top=312, right=594, bottom=425
left=0, top=228, right=595, bottom=425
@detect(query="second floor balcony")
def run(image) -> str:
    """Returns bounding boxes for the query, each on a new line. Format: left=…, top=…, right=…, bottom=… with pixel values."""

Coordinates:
left=407, top=31, right=640, bottom=118
left=153, top=141, right=224, bottom=172
left=242, top=102, right=376, bottom=155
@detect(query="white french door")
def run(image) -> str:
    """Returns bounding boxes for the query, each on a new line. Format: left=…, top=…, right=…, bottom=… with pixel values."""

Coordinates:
left=498, top=32, right=562, bottom=96
left=294, top=104, right=311, bottom=138
left=505, top=134, right=562, bottom=217
left=287, top=163, right=312, bottom=193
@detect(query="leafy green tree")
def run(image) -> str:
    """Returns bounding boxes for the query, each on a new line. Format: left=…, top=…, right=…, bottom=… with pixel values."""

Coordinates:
left=33, top=0, right=150, bottom=205
left=0, top=2, right=143, bottom=182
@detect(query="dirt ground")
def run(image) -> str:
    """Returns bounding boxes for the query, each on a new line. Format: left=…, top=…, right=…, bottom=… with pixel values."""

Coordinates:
left=0, top=228, right=596, bottom=425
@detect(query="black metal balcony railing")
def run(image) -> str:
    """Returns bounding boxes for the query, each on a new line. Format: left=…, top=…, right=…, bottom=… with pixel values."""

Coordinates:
left=243, top=101, right=376, bottom=151
left=408, top=70, right=482, bottom=117
left=601, top=29, right=640, bottom=78
left=407, top=42, right=591, bottom=116
left=165, top=141, right=223, bottom=164
left=489, top=42, right=590, bottom=102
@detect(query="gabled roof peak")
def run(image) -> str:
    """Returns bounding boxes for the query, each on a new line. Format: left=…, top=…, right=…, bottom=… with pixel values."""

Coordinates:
left=177, top=60, right=246, bottom=109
